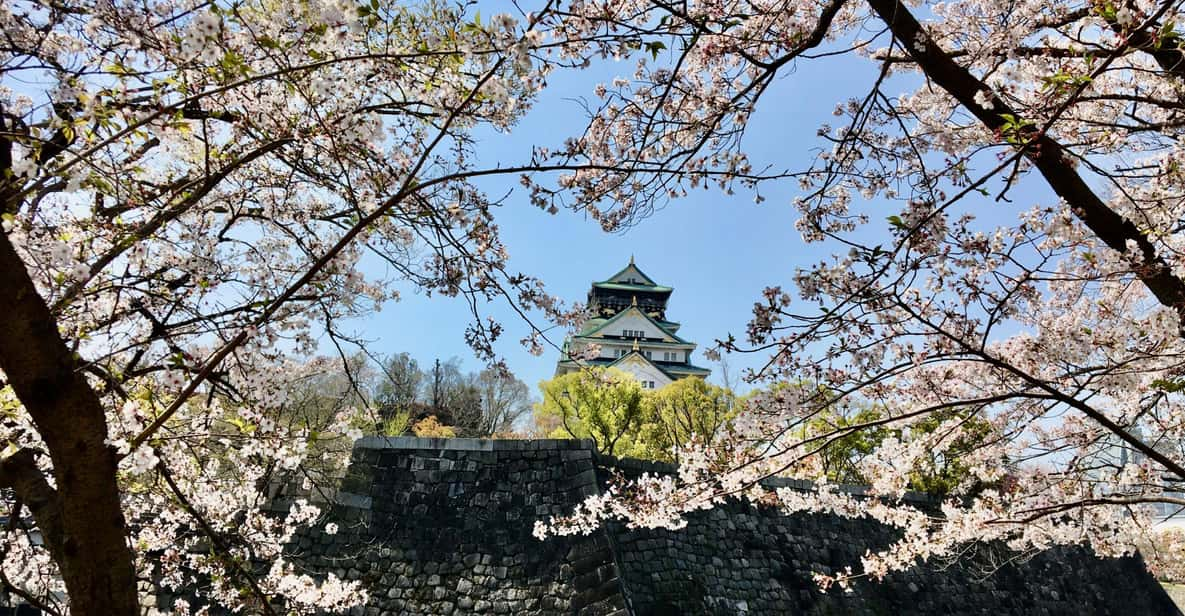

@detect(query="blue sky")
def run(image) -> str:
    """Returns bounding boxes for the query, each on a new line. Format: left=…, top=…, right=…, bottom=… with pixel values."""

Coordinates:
left=338, top=7, right=1086, bottom=399
left=341, top=46, right=888, bottom=394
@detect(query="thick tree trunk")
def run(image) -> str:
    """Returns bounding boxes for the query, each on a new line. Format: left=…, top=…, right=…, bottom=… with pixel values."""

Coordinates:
left=0, top=232, right=139, bottom=615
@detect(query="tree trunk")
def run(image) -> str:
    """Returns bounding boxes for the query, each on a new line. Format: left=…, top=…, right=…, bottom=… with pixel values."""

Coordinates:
left=0, top=232, right=139, bottom=615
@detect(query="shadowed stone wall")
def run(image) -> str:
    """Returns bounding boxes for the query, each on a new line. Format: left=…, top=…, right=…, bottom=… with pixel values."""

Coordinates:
left=604, top=456, right=1175, bottom=615
left=259, top=438, right=1185, bottom=614
left=291, top=438, right=629, bottom=615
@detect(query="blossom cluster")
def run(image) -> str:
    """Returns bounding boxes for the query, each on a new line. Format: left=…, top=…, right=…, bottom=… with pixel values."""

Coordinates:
left=532, top=0, right=1185, bottom=589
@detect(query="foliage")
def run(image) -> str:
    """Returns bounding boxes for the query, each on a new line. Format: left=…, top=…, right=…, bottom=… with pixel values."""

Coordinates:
left=374, top=353, right=423, bottom=424
left=1144, top=527, right=1185, bottom=584
left=271, top=354, right=379, bottom=479
left=806, top=405, right=997, bottom=498
left=903, top=410, right=999, bottom=498
left=535, top=368, right=647, bottom=457
left=638, top=378, right=737, bottom=463
left=536, top=373, right=735, bottom=461
left=411, top=416, right=456, bottom=438
left=469, top=368, right=535, bottom=437
left=382, top=409, right=412, bottom=437
left=423, top=358, right=474, bottom=428
left=284, top=353, right=531, bottom=442
left=377, top=356, right=533, bottom=437
left=807, top=406, right=894, bottom=486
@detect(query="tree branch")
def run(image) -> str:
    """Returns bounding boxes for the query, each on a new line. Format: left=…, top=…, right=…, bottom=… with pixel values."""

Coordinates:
left=865, top=0, right=1185, bottom=333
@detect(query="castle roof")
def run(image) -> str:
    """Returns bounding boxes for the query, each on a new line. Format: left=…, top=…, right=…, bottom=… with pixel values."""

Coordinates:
left=576, top=305, right=691, bottom=345
left=555, top=354, right=712, bottom=380
left=592, top=258, right=673, bottom=292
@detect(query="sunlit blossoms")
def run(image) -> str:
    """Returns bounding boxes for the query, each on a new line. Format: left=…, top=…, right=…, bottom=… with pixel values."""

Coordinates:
left=532, top=0, right=1185, bottom=593
left=0, top=0, right=615, bottom=611
left=9, top=0, right=1185, bottom=610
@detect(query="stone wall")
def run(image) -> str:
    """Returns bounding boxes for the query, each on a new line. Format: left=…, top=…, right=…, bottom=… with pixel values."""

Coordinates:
left=291, top=438, right=628, bottom=615
left=605, top=456, right=1174, bottom=615
left=203, top=437, right=1184, bottom=614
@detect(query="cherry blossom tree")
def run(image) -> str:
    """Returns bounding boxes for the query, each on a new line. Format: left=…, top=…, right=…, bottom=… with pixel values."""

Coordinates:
left=11, top=0, right=1185, bottom=608
left=533, top=0, right=1185, bottom=592
left=0, top=0, right=715, bottom=612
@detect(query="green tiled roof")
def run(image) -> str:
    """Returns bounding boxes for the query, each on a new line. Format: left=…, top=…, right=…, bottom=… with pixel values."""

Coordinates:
left=557, top=358, right=613, bottom=367
left=598, top=261, right=659, bottom=287
left=557, top=355, right=711, bottom=381
left=659, top=363, right=712, bottom=376
left=577, top=318, right=608, bottom=336
left=591, top=281, right=673, bottom=293
left=571, top=335, right=693, bottom=349
left=579, top=306, right=690, bottom=343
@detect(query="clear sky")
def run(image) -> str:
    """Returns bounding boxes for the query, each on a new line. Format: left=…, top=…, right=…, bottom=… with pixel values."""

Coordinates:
left=338, top=45, right=890, bottom=395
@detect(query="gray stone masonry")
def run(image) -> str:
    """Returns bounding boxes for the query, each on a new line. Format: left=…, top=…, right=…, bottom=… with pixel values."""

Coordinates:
left=183, top=437, right=1185, bottom=615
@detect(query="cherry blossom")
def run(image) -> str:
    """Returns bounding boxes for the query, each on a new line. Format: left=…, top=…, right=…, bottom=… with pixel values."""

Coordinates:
left=533, top=0, right=1185, bottom=592
left=0, top=0, right=620, bottom=611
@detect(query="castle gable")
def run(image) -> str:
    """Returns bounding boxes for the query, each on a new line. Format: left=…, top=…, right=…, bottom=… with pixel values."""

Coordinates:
left=582, top=306, right=686, bottom=345
left=610, top=352, right=675, bottom=388
left=601, top=259, right=657, bottom=286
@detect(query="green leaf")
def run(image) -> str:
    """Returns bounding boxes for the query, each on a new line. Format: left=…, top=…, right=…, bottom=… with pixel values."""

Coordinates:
left=1152, top=379, right=1185, bottom=393
left=645, top=40, right=666, bottom=60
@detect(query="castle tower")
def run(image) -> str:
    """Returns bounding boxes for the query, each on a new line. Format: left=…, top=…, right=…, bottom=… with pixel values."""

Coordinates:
left=554, top=258, right=711, bottom=389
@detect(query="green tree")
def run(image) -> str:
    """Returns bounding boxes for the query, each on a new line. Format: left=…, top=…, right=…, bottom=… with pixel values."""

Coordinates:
left=904, top=410, right=998, bottom=498
left=535, top=368, right=646, bottom=456
left=639, top=378, right=736, bottom=462
left=805, top=406, right=898, bottom=486
left=806, top=405, right=996, bottom=498
left=374, top=353, right=423, bottom=426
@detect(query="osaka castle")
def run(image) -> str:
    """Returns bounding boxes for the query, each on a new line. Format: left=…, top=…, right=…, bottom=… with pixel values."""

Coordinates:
left=554, top=258, right=711, bottom=389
